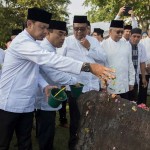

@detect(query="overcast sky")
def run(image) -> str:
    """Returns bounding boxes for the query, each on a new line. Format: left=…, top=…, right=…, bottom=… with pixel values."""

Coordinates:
left=67, top=0, right=90, bottom=25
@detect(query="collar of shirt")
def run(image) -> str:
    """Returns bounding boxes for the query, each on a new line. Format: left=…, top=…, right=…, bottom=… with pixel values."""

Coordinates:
left=45, top=38, right=56, bottom=51
left=41, top=38, right=56, bottom=53
left=24, top=29, right=36, bottom=41
left=129, top=41, right=138, bottom=47
left=109, top=37, right=121, bottom=47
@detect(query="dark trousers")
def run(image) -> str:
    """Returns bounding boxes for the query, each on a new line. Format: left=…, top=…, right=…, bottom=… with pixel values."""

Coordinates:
left=67, top=92, right=80, bottom=150
left=59, top=100, right=67, bottom=125
left=128, top=84, right=138, bottom=101
left=35, top=110, right=56, bottom=150
left=0, top=109, right=33, bottom=150
left=138, top=74, right=150, bottom=104
left=119, top=92, right=129, bottom=100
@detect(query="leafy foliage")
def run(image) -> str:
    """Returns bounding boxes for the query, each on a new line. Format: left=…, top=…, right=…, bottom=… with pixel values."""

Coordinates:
left=0, top=0, right=70, bottom=48
left=83, top=0, right=150, bottom=30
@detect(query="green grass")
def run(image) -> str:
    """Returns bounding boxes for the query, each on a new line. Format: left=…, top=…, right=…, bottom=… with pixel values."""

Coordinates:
left=10, top=110, right=69, bottom=150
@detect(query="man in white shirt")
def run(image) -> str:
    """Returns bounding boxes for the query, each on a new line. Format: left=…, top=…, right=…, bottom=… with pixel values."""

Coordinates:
left=128, top=28, right=147, bottom=102
left=92, top=28, right=105, bottom=44
left=121, top=25, right=132, bottom=42
left=101, top=20, right=135, bottom=99
left=138, top=28, right=150, bottom=104
left=35, top=20, right=78, bottom=150
left=0, top=8, right=115, bottom=150
left=142, top=32, right=148, bottom=39
left=58, top=15, right=108, bottom=149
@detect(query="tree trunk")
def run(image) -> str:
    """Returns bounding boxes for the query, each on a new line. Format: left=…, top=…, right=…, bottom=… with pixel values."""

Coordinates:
left=76, top=90, right=150, bottom=150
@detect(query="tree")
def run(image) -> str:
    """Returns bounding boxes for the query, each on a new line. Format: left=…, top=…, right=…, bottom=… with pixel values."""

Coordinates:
left=0, top=0, right=70, bottom=48
left=83, top=0, right=150, bottom=30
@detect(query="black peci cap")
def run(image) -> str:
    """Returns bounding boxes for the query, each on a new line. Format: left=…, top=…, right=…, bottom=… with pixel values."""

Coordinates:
left=27, top=7, right=52, bottom=24
left=93, top=28, right=104, bottom=35
left=124, top=25, right=132, bottom=30
left=73, top=16, right=87, bottom=23
left=49, top=20, right=66, bottom=31
left=110, top=20, right=124, bottom=28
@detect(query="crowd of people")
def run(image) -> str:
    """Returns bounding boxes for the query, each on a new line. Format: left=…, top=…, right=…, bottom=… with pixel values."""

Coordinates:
left=0, top=5, right=149, bottom=150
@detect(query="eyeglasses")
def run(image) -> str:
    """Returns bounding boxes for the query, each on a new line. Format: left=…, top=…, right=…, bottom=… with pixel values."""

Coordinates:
left=115, top=30, right=124, bottom=34
left=73, top=27, right=87, bottom=32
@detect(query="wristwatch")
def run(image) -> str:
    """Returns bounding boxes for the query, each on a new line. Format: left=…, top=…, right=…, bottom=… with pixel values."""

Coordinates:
left=81, top=63, right=91, bottom=72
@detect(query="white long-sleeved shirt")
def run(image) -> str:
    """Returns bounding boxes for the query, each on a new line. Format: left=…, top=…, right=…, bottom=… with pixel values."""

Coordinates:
left=101, top=37, right=135, bottom=94
left=0, top=30, right=83, bottom=113
left=140, top=37, right=150, bottom=63
left=0, top=48, right=5, bottom=77
left=35, top=38, right=77, bottom=111
left=57, top=35, right=107, bottom=92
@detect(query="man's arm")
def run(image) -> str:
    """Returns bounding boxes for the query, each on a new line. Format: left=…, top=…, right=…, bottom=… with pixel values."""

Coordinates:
left=139, top=44, right=147, bottom=87
left=40, top=66, right=78, bottom=86
left=38, top=73, right=49, bottom=90
left=140, top=62, right=147, bottom=88
left=128, top=10, right=138, bottom=28
left=57, top=37, right=115, bottom=80
left=38, top=73, right=58, bottom=97
left=80, top=37, right=107, bottom=65
left=114, top=6, right=138, bottom=28
left=114, top=6, right=125, bottom=20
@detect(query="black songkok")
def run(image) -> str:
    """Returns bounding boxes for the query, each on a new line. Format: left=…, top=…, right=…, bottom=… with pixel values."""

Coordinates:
left=94, top=28, right=104, bottom=35
left=27, top=7, right=52, bottom=24
left=110, top=20, right=124, bottom=28
left=124, top=25, right=132, bottom=30
left=73, top=16, right=87, bottom=23
left=49, top=20, right=66, bottom=31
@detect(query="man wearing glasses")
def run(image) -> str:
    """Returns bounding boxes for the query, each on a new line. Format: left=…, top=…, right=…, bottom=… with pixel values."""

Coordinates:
left=101, top=20, right=135, bottom=99
left=57, top=15, right=107, bottom=149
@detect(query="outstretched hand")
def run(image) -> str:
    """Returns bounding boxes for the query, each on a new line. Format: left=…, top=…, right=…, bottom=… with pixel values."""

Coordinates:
left=90, top=63, right=116, bottom=83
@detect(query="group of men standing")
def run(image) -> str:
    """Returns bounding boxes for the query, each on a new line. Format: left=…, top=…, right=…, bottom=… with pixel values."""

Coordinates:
left=0, top=7, right=115, bottom=150
left=91, top=6, right=150, bottom=105
left=0, top=5, right=149, bottom=150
